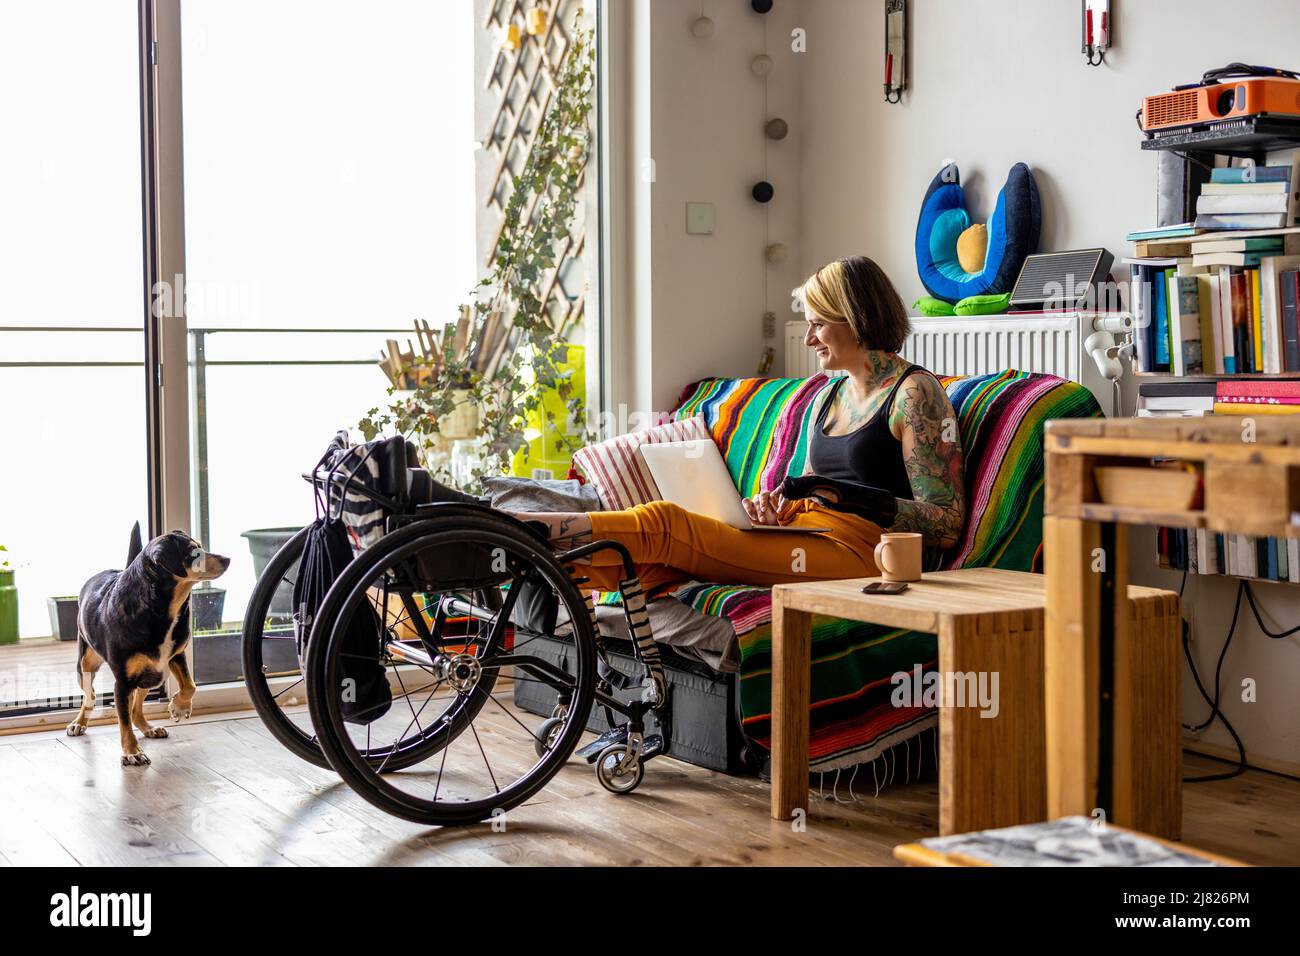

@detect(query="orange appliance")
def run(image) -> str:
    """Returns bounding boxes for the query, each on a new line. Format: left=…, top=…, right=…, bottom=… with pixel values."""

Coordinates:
left=1142, top=76, right=1300, bottom=132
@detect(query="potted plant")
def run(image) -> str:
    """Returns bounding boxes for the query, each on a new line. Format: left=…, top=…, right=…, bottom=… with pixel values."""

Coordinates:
left=0, top=545, right=17, bottom=646
left=359, top=23, right=597, bottom=491
left=240, top=528, right=302, bottom=619
left=46, top=595, right=79, bottom=642
left=191, top=585, right=226, bottom=632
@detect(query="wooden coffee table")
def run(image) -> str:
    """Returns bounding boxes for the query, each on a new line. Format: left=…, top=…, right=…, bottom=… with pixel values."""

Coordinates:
left=769, top=568, right=1180, bottom=837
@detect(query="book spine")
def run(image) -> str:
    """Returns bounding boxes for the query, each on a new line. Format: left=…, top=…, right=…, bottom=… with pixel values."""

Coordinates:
left=1130, top=265, right=1150, bottom=373
left=1217, top=267, right=1236, bottom=373
left=1195, top=212, right=1288, bottom=230
left=1215, top=377, right=1300, bottom=399
left=1154, top=268, right=1170, bottom=370
left=1230, top=271, right=1251, bottom=373
left=1214, top=395, right=1300, bottom=405
left=1284, top=271, right=1300, bottom=373
left=1210, top=166, right=1293, bottom=184
left=1167, top=274, right=1184, bottom=376
left=1194, top=274, right=1217, bottom=376
left=1176, top=275, right=1203, bottom=374
left=1196, top=193, right=1290, bottom=214
left=1214, top=402, right=1300, bottom=415
left=1251, top=268, right=1263, bottom=373
left=1206, top=274, right=1224, bottom=374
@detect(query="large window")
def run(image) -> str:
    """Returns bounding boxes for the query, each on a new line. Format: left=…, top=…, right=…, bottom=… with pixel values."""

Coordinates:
left=0, top=0, right=602, bottom=716
left=179, top=0, right=478, bottom=679
left=0, top=1, right=148, bottom=710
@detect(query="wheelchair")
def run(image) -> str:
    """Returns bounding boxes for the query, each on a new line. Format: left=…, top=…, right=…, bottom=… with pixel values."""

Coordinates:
left=241, top=433, right=672, bottom=825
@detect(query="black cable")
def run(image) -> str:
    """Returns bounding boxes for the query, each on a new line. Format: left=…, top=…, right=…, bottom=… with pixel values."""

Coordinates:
left=1243, top=581, right=1300, bottom=638
left=1182, top=580, right=1239, bottom=733
left=1200, top=62, right=1300, bottom=85
left=1181, top=579, right=1247, bottom=782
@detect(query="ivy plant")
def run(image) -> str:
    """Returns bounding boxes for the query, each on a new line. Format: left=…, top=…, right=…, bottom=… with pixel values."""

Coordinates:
left=360, top=22, right=597, bottom=491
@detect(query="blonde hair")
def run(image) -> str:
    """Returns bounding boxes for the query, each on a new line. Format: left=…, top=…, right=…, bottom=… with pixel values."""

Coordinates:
left=799, top=256, right=910, bottom=352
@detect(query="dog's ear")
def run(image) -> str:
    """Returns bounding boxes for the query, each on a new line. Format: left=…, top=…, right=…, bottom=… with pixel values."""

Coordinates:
left=144, top=534, right=187, bottom=576
left=141, top=537, right=165, bottom=567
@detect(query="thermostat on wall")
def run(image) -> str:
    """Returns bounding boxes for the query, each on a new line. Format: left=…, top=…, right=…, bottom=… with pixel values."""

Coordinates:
left=686, top=202, right=715, bottom=235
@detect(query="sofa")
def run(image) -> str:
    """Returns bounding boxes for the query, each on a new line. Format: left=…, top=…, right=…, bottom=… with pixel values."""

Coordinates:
left=514, top=369, right=1102, bottom=776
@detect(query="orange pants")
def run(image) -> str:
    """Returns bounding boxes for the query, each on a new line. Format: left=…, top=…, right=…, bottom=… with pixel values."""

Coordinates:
left=578, top=499, right=883, bottom=595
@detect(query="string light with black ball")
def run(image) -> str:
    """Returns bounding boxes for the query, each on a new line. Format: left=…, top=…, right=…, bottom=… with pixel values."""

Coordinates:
left=752, top=0, right=778, bottom=372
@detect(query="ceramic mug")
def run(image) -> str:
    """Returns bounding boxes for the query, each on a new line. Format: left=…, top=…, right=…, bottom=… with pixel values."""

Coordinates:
left=874, top=532, right=923, bottom=583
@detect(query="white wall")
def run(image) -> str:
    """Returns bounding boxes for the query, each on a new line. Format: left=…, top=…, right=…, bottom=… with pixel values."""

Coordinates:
left=793, top=0, right=1300, bottom=768
left=631, top=0, right=1300, bottom=768
left=621, top=0, right=805, bottom=414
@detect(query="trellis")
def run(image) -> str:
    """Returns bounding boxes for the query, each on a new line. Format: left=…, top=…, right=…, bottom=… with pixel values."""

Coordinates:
left=481, top=0, right=588, bottom=340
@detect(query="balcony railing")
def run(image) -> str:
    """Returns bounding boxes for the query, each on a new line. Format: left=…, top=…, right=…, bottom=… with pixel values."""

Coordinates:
left=0, top=322, right=405, bottom=600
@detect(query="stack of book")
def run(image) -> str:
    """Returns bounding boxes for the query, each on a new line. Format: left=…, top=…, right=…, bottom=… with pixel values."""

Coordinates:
left=1212, top=379, right=1300, bottom=415
left=1159, top=527, right=1300, bottom=584
left=1193, top=157, right=1300, bottom=232
left=1125, top=237, right=1300, bottom=374
left=1136, top=381, right=1215, bottom=417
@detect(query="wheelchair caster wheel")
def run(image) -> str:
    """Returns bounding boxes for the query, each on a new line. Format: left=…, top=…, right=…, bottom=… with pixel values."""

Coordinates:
left=533, top=716, right=566, bottom=759
left=595, top=744, right=644, bottom=795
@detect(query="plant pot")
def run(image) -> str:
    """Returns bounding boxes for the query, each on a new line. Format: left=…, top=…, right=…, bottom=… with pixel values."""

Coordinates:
left=46, top=596, right=80, bottom=642
left=240, top=527, right=303, bottom=619
left=0, top=569, right=18, bottom=646
left=191, top=586, right=226, bottom=632
left=392, top=387, right=480, bottom=441
left=192, top=628, right=299, bottom=684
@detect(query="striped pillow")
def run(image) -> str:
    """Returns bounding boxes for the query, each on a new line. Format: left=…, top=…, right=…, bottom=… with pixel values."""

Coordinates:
left=573, top=416, right=712, bottom=511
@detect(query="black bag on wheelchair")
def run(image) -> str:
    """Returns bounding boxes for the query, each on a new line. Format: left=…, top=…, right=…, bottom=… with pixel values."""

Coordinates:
left=292, top=517, right=392, bottom=725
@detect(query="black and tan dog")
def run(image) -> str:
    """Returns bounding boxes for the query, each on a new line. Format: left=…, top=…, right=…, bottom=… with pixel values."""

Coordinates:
left=67, top=524, right=230, bottom=765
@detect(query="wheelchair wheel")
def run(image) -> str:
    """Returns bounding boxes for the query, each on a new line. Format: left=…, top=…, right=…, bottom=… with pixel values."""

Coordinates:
left=241, top=523, right=503, bottom=772
left=306, top=513, right=597, bottom=826
left=241, top=526, right=326, bottom=767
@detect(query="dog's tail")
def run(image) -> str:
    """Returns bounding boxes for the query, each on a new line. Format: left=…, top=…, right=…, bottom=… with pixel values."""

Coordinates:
left=128, top=522, right=143, bottom=566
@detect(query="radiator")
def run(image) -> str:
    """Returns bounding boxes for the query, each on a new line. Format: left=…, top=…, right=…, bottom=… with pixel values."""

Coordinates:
left=785, top=313, right=1114, bottom=412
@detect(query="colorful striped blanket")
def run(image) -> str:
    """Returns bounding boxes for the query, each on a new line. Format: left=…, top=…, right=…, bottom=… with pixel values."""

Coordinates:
left=658, top=370, right=1102, bottom=770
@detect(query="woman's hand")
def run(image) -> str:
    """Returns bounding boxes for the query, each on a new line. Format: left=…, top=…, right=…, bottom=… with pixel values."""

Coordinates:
left=742, top=489, right=794, bottom=526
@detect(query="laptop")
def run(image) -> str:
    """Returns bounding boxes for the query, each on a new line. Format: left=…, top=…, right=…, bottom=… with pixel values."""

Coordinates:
left=637, top=439, right=831, bottom=533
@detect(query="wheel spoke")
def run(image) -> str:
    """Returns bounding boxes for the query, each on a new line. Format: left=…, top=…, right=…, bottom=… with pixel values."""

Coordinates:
left=271, top=676, right=304, bottom=701
left=374, top=680, right=445, bottom=776
left=432, top=721, right=452, bottom=803
left=485, top=690, right=549, bottom=748
left=391, top=664, right=425, bottom=737
left=467, top=719, right=500, bottom=795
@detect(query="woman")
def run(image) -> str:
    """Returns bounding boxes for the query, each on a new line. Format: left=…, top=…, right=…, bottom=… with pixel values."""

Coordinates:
left=520, top=256, right=965, bottom=595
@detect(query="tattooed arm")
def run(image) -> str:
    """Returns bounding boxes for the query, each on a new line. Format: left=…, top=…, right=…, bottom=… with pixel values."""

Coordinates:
left=887, top=373, right=966, bottom=549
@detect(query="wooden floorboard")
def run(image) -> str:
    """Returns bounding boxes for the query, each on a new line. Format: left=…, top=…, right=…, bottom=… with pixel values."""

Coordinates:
left=0, top=707, right=1295, bottom=866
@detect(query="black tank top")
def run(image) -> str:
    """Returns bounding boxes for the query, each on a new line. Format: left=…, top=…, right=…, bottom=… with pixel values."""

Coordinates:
left=808, top=366, right=926, bottom=501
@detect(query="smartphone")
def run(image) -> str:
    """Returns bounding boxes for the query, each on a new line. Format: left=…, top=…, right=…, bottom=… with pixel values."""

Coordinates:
left=862, top=581, right=909, bottom=595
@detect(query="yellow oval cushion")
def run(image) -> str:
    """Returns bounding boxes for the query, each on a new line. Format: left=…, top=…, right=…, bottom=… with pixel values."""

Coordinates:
left=956, top=223, right=988, bottom=275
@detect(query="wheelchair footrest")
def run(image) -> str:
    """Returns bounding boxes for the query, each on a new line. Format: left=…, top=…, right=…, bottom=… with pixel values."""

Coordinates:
left=577, top=726, right=627, bottom=762
left=576, top=727, right=667, bottom=764
left=640, top=734, right=667, bottom=761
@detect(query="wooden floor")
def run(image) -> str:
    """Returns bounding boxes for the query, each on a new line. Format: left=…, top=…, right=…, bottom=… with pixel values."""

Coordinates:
left=1, top=701, right=1296, bottom=866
